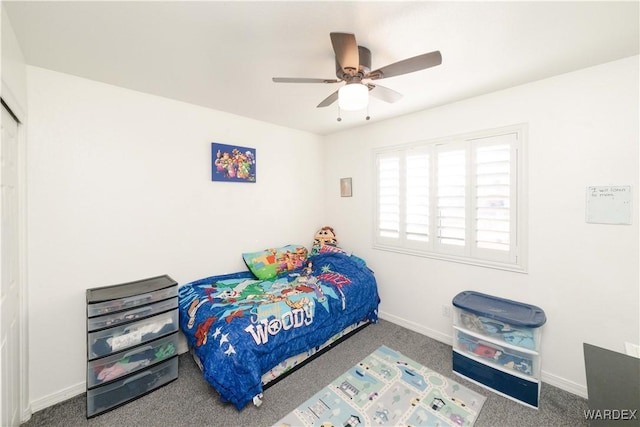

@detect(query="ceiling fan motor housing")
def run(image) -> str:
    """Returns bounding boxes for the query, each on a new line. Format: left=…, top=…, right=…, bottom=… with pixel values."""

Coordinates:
left=336, top=46, right=371, bottom=81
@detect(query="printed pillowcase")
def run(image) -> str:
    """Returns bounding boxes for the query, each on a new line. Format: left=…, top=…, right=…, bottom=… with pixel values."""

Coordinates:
left=317, top=244, right=367, bottom=269
left=243, top=245, right=309, bottom=280
left=318, top=245, right=347, bottom=255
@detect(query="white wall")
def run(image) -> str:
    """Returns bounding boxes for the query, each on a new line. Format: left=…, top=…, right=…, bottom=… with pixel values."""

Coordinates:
left=26, top=66, right=325, bottom=409
left=1, top=4, right=27, bottom=118
left=322, top=56, right=639, bottom=397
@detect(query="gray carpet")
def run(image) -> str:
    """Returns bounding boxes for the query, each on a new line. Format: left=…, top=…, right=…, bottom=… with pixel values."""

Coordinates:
left=21, top=319, right=589, bottom=427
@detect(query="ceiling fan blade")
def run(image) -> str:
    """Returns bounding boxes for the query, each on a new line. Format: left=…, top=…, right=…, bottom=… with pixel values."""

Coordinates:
left=368, top=84, right=403, bottom=103
left=317, top=90, right=339, bottom=108
left=367, top=50, right=442, bottom=80
left=272, top=77, right=340, bottom=84
left=330, top=32, right=359, bottom=73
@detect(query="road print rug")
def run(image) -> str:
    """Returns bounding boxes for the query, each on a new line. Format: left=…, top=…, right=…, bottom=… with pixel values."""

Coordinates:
left=274, top=345, right=485, bottom=427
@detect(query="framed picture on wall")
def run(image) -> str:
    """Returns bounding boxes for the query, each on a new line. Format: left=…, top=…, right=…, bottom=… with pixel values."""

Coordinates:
left=340, top=177, right=352, bottom=197
left=211, top=142, right=256, bottom=182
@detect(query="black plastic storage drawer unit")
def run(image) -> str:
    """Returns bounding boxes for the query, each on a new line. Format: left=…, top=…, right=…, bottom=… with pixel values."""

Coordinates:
left=452, top=291, right=546, bottom=408
left=86, top=275, right=179, bottom=418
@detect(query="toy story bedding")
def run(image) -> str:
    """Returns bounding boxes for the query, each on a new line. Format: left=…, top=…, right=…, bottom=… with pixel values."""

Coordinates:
left=177, top=250, right=380, bottom=410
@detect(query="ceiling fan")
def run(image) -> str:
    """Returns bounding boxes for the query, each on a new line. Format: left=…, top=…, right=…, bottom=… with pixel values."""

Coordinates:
left=272, top=32, right=442, bottom=112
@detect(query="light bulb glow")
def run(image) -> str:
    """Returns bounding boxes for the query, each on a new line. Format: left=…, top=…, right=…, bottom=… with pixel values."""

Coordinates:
left=338, top=84, right=368, bottom=111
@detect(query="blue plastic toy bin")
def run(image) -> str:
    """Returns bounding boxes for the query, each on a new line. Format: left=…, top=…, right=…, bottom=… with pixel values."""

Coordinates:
left=451, top=291, right=546, bottom=408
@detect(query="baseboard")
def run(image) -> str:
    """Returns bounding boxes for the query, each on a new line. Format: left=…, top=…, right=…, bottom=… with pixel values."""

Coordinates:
left=379, top=310, right=589, bottom=399
left=541, top=370, right=588, bottom=398
left=30, top=381, right=86, bottom=413
left=379, top=310, right=453, bottom=345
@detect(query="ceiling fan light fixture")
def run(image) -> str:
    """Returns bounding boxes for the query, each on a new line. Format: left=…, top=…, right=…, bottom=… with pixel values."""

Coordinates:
left=338, top=83, right=368, bottom=111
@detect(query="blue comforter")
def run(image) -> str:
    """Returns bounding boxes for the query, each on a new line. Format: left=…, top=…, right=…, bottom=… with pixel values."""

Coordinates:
left=178, top=252, right=380, bottom=409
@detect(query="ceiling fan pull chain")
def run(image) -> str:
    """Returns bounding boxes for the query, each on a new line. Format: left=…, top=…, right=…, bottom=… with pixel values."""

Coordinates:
left=366, top=104, right=370, bottom=121
left=337, top=106, right=342, bottom=122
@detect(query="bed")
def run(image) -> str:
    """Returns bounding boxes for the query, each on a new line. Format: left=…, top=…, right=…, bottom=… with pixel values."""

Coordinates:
left=177, top=245, right=380, bottom=409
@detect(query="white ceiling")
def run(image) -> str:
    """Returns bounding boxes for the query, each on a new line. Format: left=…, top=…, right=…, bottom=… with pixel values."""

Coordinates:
left=4, top=1, right=639, bottom=135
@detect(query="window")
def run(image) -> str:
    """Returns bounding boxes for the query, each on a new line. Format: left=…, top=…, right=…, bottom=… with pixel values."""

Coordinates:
left=374, top=125, right=526, bottom=272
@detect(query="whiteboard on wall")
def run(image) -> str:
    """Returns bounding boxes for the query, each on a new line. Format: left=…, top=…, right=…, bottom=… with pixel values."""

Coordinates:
left=586, top=186, right=632, bottom=225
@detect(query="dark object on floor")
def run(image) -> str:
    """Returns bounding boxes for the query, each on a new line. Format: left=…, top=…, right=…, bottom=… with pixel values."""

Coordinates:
left=583, top=343, right=640, bottom=426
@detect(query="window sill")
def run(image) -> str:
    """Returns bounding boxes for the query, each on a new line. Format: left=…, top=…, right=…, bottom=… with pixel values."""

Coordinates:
left=372, top=244, right=528, bottom=274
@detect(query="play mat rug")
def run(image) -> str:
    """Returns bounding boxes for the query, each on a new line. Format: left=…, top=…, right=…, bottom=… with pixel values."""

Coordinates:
left=274, top=345, right=486, bottom=427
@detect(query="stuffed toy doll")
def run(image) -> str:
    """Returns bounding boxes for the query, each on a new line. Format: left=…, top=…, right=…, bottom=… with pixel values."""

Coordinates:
left=310, top=226, right=338, bottom=255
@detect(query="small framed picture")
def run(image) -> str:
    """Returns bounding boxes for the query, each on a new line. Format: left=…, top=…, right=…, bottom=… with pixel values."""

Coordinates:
left=340, top=177, right=352, bottom=197
left=211, top=142, right=256, bottom=183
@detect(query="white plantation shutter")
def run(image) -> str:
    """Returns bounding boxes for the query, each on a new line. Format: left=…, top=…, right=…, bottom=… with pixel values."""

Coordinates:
left=377, top=154, right=400, bottom=240
left=405, top=150, right=430, bottom=243
left=436, top=146, right=466, bottom=253
left=472, top=133, right=518, bottom=263
left=374, top=125, right=525, bottom=271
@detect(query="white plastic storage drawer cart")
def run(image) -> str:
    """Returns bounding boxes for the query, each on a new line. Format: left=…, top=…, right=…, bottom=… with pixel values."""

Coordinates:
left=86, top=275, right=179, bottom=418
left=452, top=291, right=546, bottom=408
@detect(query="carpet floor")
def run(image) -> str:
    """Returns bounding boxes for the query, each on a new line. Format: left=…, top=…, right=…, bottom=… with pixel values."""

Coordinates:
left=21, top=319, right=589, bottom=427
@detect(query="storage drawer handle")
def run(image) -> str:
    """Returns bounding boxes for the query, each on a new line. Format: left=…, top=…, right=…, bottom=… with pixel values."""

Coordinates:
left=123, top=314, right=171, bottom=333
left=123, top=345, right=153, bottom=358
left=124, top=306, right=153, bottom=315
left=123, top=370, right=152, bottom=385
left=123, top=293, right=152, bottom=303
left=92, top=307, right=152, bottom=328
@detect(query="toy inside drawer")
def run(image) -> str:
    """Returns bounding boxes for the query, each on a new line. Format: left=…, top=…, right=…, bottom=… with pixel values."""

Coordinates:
left=87, top=357, right=178, bottom=417
left=88, top=297, right=178, bottom=332
left=453, top=308, right=541, bottom=351
left=453, top=329, right=538, bottom=378
left=87, top=285, right=178, bottom=317
left=88, top=310, right=178, bottom=360
left=87, top=333, right=179, bottom=388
